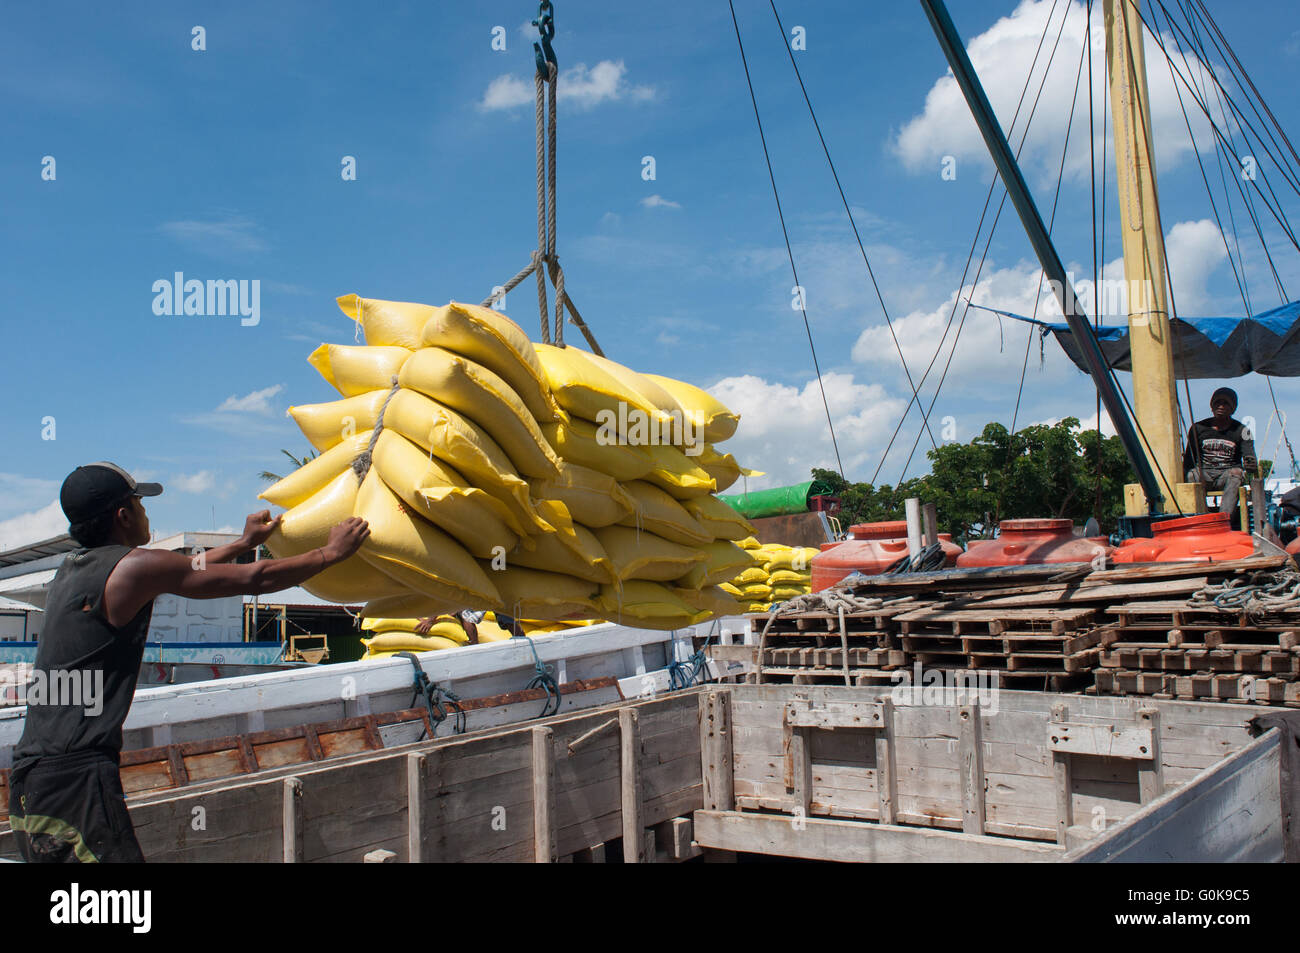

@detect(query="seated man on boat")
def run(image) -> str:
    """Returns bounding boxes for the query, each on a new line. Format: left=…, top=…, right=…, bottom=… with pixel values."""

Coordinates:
left=1183, top=387, right=1257, bottom=526
left=7, top=462, right=369, bottom=864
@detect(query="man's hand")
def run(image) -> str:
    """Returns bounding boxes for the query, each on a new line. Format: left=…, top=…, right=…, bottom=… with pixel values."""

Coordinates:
left=241, top=510, right=282, bottom=548
left=322, top=517, right=370, bottom=563
left=414, top=617, right=435, bottom=635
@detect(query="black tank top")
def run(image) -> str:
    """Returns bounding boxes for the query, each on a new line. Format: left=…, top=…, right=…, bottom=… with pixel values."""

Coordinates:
left=12, top=545, right=153, bottom=767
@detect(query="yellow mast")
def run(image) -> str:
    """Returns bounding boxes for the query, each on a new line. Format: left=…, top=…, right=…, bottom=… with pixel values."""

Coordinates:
left=1103, top=0, right=1204, bottom=515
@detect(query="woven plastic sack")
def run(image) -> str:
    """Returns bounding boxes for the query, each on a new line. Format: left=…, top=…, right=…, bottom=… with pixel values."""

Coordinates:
left=308, top=344, right=410, bottom=397
left=259, top=431, right=371, bottom=509
left=676, top=540, right=753, bottom=589
left=635, top=443, right=715, bottom=499
left=337, top=294, right=432, bottom=350
left=539, top=417, right=654, bottom=483
left=671, top=585, right=745, bottom=618
left=594, top=526, right=706, bottom=582
left=361, top=618, right=469, bottom=644
left=489, top=565, right=600, bottom=621
left=421, top=302, right=562, bottom=422
left=399, top=346, right=560, bottom=479
left=362, top=633, right=463, bottom=654
left=595, top=581, right=710, bottom=630
left=354, top=469, right=503, bottom=608
left=534, top=343, right=668, bottom=427
left=263, top=469, right=408, bottom=604
left=528, top=460, right=635, bottom=528
left=617, top=481, right=711, bottom=547
left=642, top=374, right=739, bottom=444
left=508, top=521, right=616, bottom=585
left=682, top=495, right=756, bottom=542
left=289, top=390, right=388, bottom=452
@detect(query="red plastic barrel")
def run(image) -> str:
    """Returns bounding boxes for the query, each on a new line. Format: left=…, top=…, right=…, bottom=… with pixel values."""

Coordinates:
left=955, top=518, right=1112, bottom=567
left=1113, top=513, right=1254, bottom=563
left=811, top=521, right=961, bottom=591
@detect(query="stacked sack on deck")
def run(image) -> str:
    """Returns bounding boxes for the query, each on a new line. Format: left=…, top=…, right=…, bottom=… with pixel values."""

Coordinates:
left=718, top=539, right=819, bottom=612
left=260, top=295, right=760, bottom=635
left=358, top=613, right=516, bottom=659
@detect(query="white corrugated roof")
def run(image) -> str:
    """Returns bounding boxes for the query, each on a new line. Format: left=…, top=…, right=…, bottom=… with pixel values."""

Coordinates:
left=244, top=587, right=360, bottom=609
left=0, top=569, right=58, bottom=593
left=0, top=596, right=39, bottom=611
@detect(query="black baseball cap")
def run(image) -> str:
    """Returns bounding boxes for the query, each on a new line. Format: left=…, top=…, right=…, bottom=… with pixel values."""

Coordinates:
left=60, top=462, right=163, bottom=524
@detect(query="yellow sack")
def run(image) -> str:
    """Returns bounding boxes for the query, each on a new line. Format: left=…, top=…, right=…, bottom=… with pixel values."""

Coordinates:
left=539, top=417, right=654, bottom=483
left=508, top=521, right=616, bottom=585
left=635, top=443, right=716, bottom=500
left=488, top=565, right=600, bottom=620
left=580, top=352, right=691, bottom=437
left=371, top=429, right=526, bottom=557
left=618, top=481, right=712, bottom=547
left=399, top=347, right=560, bottom=479
left=676, top=540, right=753, bottom=589
left=362, top=633, right=463, bottom=654
left=718, top=582, right=743, bottom=597
left=259, top=431, right=371, bottom=509
left=528, top=460, right=634, bottom=528
left=744, top=602, right=771, bottom=613
left=671, top=585, right=745, bottom=618
left=518, top=618, right=599, bottom=634
left=643, top=374, right=739, bottom=444
left=264, top=469, right=409, bottom=604
left=355, top=469, right=503, bottom=608
left=682, top=495, right=756, bottom=542
left=764, top=548, right=819, bottom=573
left=770, top=587, right=807, bottom=602
left=697, top=444, right=764, bottom=493
left=734, top=566, right=770, bottom=585
left=594, top=526, right=706, bottom=582
left=768, top=569, right=812, bottom=586
left=383, top=388, right=549, bottom=533
left=736, top=536, right=762, bottom=550
left=308, top=344, right=410, bottom=397
left=361, top=617, right=469, bottom=644
left=421, top=302, right=562, bottom=423
left=289, top=390, right=388, bottom=452
left=595, top=581, right=710, bottom=630
left=362, top=591, right=461, bottom=620
left=740, top=584, right=771, bottom=600
left=534, top=343, right=668, bottom=427
left=337, top=295, right=432, bottom=350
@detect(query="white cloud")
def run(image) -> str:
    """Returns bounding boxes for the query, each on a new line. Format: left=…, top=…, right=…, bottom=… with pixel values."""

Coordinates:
left=850, top=219, right=1229, bottom=397
left=892, top=0, right=1224, bottom=185
left=215, top=384, right=284, bottom=415
left=641, top=195, right=681, bottom=209
left=708, top=372, right=908, bottom=486
left=1036, top=408, right=1117, bottom=436
left=158, top=215, right=268, bottom=254
left=0, top=473, right=61, bottom=522
left=0, top=500, right=67, bottom=552
left=479, top=60, right=654, bottom=111
left=172, top=471, right=216, bottom=494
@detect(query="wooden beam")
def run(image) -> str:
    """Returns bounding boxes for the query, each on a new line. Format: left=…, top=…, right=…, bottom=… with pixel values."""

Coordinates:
left=532, top=727, right=557, bottom=863
left=693, top=810, right=1064, bottom=863
left=876, top=697, right=897, bottom=826
left=406, top=752, right=426, bottom=863
left=1051, top=703, right=1072, bottom=846
left=620, top=708, right=644, bottom=863
left=1137, top=708, right=1165, bottom=804
left=282, top=777, right=303, bottom=863
left=959, top=704, right=985, bottom=835
left=698, top=691, right=734, bottom=812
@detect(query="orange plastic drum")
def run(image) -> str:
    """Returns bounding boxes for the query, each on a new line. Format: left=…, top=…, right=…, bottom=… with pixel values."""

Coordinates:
left=955, top=518, right=1112, bottom=567
left=811, top=520, right=961, bottom=591
left=1113, top=513, right=1254, bottom=563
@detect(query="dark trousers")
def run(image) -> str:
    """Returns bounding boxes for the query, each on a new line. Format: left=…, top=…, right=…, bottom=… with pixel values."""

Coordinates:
left=7, top=749, right=144, bottom=863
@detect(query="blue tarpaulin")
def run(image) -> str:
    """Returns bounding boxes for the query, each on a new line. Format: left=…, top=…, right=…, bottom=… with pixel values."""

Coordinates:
left=970, top=300, right=1300, bottom=378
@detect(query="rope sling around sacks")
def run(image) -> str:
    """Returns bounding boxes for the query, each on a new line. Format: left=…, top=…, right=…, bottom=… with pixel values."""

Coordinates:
left=480, top=1, right=603, bottom=356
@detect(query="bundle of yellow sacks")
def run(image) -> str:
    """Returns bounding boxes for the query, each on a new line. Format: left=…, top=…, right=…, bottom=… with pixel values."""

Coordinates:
left=718, top=539, right=819, bottom=612
left=259, top=295, right=764, bottom=646
left=356, top=613, right=599, bottom=659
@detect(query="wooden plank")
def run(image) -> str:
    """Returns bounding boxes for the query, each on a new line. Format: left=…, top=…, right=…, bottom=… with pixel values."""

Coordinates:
left=698, top=691, right=734, bottom=812
left=654, top=816, right=702, bottom=862
left=693, top=809, right=1064, bottom=862
left=788, top=725, right=812, bottom=818
left=406, top=752, right=426, bottom=863
left=784, top=699, right=886, bottom=730
left=1137, top=708, right=1164, bottom=804
left=619, top=708, right=644, bottom=863
left=1046, top=722, right=1155, bottom=760
left=1067, top=729, right=1284, bottom=863
left=958, top=704, right=984, bottom=835
left=532, top=726, right=557, bottom=863
left=1051, top=703, right=1072, bottom=846
left=876, top=697, right=898, bottom=825
left=282, top=776, right=303, bottom=863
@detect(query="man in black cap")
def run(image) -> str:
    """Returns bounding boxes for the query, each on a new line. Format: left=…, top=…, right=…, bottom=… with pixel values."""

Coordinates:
left=6, top=462, right=369, bottom=863
left=1183, top=387, right=1257, bottom=524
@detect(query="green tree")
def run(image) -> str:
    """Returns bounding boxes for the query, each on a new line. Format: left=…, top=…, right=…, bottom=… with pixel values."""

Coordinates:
left=258, top=448, right=319, bottom=484
left=815, top=418, right=1137, bottom=542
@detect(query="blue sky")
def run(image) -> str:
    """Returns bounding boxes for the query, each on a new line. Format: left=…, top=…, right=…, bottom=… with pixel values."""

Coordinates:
left=3, top=0, right=1299, bottom=548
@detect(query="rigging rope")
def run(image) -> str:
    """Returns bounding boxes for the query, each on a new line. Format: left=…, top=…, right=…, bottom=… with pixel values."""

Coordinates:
left=728, top=0, right=845, bottom=478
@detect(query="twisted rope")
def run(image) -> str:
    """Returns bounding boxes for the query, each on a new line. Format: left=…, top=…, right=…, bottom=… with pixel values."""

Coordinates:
left=350, top=377, right=402, bottom=482
left=1191, top=569, right=1300, bottom=619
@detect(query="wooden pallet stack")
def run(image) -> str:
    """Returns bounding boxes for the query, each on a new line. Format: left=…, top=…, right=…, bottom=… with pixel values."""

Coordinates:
left=1095, top=599, right=1300, bottom=706
left=747, top=552, right=1295, bottom=698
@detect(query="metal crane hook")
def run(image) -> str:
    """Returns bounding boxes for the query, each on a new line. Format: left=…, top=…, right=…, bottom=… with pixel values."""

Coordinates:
left=532, top=0, right=557, bottom=78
